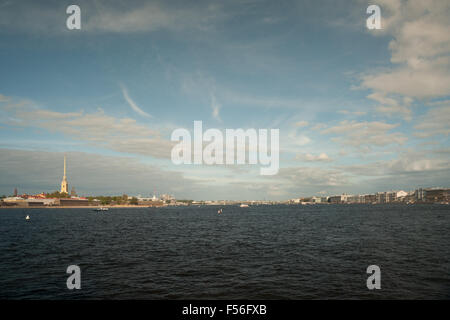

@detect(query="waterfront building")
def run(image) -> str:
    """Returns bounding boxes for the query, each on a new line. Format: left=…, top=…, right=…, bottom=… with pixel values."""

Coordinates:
left=1, top=197, right=56, bottom=207
left=425, top=188, right=450, bottom=203
left=415, top=188, right=425, bottom=201
left=364, top=194, right=376, bottom=203
left=387, top=191, right=396, bottom=203
left=347, top=195, right=362, bottom=204
left=328, top=195, right=343, bottom=204
left=160, top=194, right=174, bottom=201
left=3, top=196, right=25, bottom=202
left=376, top=192, right=388, bottom=203
left=395, top=190, right=408, bottom=200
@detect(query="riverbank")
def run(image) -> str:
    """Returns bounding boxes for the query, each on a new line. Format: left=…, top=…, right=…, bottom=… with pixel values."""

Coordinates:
left=0, top=204, right=166, bottom=209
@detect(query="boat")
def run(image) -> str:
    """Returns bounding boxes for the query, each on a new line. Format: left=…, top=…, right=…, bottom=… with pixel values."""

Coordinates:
left=240, top=204, right=249, bottom=208
left=94, top=207, right=109, bottom=212
left=25, top=215, right=30, bottom=220
left=218, top=208, right=223, bottom=214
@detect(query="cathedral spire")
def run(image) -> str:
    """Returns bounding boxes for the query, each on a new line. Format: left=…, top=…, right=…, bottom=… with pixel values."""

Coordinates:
left=61, top=154, right=68, bottom=194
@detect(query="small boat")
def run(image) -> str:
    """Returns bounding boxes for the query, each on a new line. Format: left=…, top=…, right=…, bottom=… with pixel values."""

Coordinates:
left=240, top=204, right=249, bottom=208
left=94, top=207, right=109, bottom=212
left=25, top=215, right=30, bottom=220
left=218, top=208, right=223, bottom=214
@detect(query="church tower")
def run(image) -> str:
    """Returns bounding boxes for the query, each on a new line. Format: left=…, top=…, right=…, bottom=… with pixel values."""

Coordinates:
left=60, top=155, right=69, bottom=194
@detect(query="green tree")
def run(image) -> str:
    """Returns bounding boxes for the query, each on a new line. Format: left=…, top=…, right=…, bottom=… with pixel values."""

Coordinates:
left=46, top=191, right=68, bottom=198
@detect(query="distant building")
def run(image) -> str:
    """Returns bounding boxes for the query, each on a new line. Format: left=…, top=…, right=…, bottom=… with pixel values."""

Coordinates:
left=2, top=197, right=57, bottom=207
left=26, top=198, right=57, bottom=206
left=425, top=189, right=450, bottom=203
left=395, top=190, right=408, bottom=199
left=376, top=192, right=388, bottom=203
left=160, top=194, right=174, bottom=201
left=13, top=188, right=18, bottom=197
left=347, top=195, right=362, bottom=204
left=364, top=194, right=376, bottom=203
left=387, top=191, right=396, bottom=203
left=3, top=196, right=25, bottom=202
left=328, top=195, right=343, bottom=204
left=415, top=188, right=425, bottom=201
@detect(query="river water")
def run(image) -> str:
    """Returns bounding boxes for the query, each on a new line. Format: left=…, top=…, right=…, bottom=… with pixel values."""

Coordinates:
left=0, top=204, right=449, bottom=299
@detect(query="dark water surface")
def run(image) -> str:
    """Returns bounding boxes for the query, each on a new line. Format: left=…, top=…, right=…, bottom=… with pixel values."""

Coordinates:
left=0, top=204, right=449, bottom=299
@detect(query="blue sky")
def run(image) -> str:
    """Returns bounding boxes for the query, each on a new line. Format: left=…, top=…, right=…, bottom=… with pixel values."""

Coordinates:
left=0, top=0, right=449, bottom=199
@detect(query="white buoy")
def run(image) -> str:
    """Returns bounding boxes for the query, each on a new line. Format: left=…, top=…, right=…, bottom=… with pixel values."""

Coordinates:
left=25, top=215, right=30, bottom=220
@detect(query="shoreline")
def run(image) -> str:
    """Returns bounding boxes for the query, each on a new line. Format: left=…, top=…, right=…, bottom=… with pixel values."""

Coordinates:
left=0, top=205, right=166, bottom=209
left=0, top=202, right=448, bottom=209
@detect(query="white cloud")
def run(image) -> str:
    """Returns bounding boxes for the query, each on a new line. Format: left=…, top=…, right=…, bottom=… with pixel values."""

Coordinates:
left=277, top=166, right=351, bottom=188
left=339, top=152, right=450, bottom=176
left=361, top=0, right=450, bottom=117
left=368, top=92, right=413, bottom=121
left=362, top=59, right=450, bottom=99
left=338, top=110, right=367, bottom=116
left=294, top=120, right=309, bottom=127
left=82, top=1, right=229, bottom=34
left=210, top=92, right=221, bottom=121
left=120, top=85, right=152, bottom=118
left=321, top=120, right=407, bottom=149
left=296, top=152, right=332, bottom=162
left=0, top=0, right=229, bottom=35
left=0, top=94, right=172, bottom=159
left=180, top=72, right=310, bottom=110
left=414, top=103, right=450, bottom=138
left=290, top=134, right=311, bottom=147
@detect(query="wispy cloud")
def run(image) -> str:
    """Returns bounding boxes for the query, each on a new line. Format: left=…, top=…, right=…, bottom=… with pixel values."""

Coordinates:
left=414, top=103, right=450, bottom=138
left=338, top=110, right=367, bottom=116
left=0, top=0, right=231, bottom=35
left=321, top=120, right=407, bottom=150
left=0, top=94, right=171, bottom=159
left=294, top=120, right=309, bottom=128
left=210, top=92, right=221, bottom=121
left=296, top=152, right=332, bottom=162
left=120, top=84, right=152, bottom=118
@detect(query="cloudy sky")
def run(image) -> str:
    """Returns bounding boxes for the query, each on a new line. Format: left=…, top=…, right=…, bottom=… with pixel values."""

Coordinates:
left=0, top=0, right=449, bottom=200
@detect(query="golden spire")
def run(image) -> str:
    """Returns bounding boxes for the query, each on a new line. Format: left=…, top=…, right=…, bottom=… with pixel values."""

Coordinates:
left=61, top=154, right=68, bottom=194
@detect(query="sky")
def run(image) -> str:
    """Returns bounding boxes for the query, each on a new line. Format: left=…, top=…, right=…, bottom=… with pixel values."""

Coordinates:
left=0, top=0, right=449, bottom=200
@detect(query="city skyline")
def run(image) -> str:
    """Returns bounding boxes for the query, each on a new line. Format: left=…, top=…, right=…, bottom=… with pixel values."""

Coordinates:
left=0, top=0, right=449, bottom=200
left=2, top=153, right=448, bottom=202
